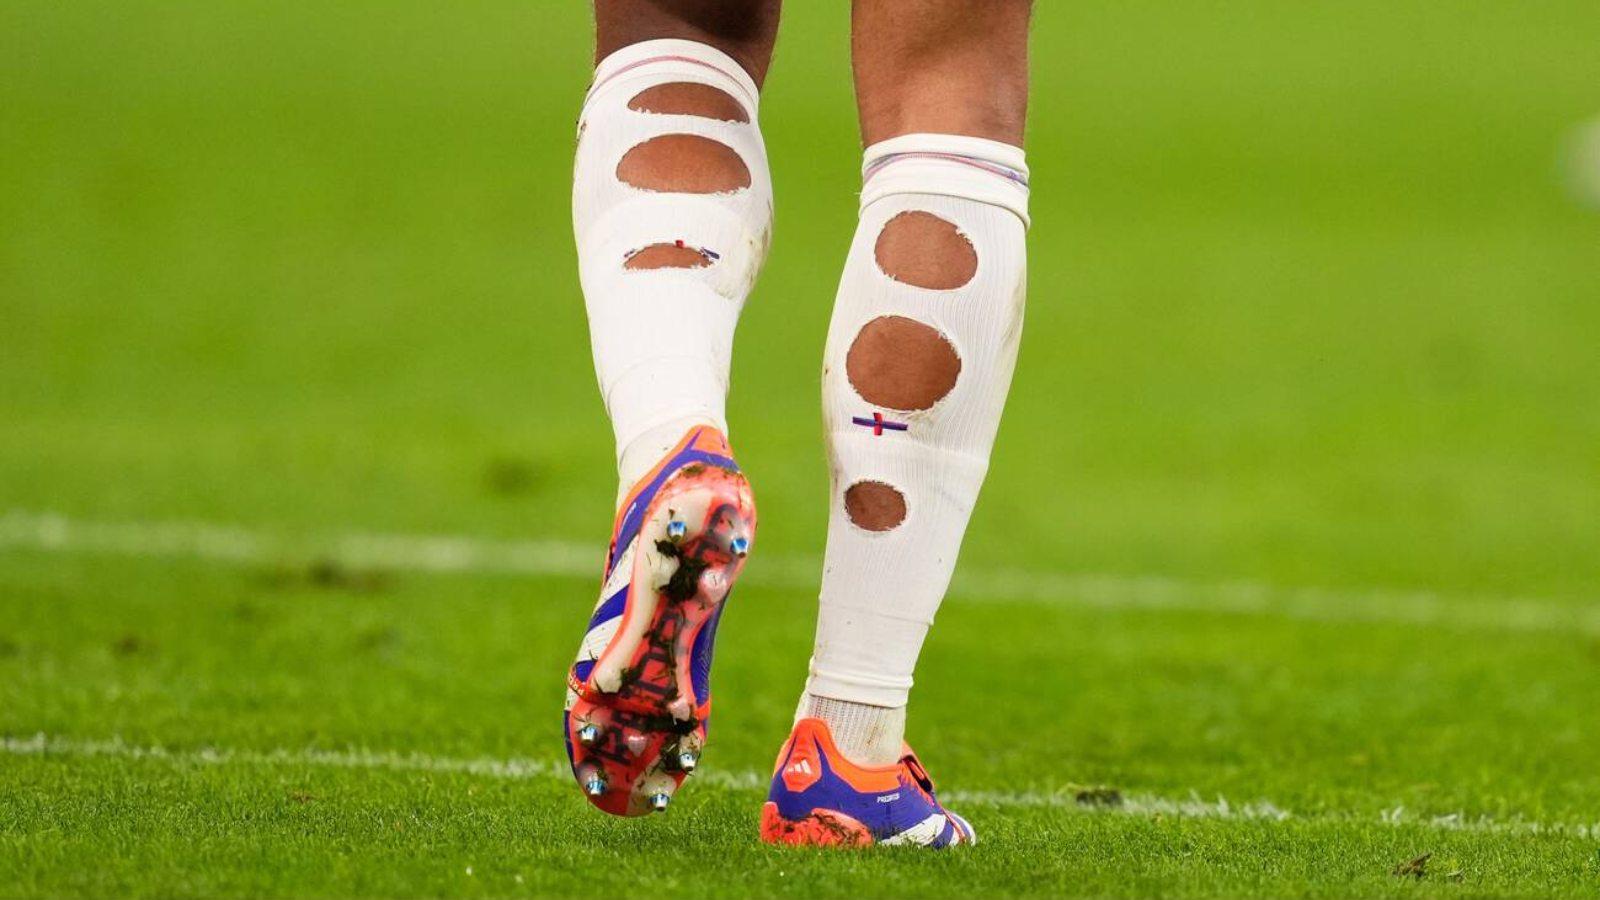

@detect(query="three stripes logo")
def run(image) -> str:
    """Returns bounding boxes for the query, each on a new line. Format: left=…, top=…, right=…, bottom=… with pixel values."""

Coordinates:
left=780, top=743, right=822, bottom=792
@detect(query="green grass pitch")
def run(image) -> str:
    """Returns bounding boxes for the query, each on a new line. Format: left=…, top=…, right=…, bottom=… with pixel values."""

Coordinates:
left=3, top=1, right=1599, bottom=896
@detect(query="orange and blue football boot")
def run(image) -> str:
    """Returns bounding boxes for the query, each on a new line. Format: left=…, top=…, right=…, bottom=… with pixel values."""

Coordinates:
left=563, top=426, right=755, bottom=816
left=759, top=718, right=976, bottom=848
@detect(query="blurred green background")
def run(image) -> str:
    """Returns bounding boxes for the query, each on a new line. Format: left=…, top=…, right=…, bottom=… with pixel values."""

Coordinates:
left=4, top=1, right=1596, bottom=593
left=3, top=2, right=1600, bottom=895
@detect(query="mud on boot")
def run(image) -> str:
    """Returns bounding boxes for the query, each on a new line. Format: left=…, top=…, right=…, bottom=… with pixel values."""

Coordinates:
left=563, top=427, right=755, bottom=816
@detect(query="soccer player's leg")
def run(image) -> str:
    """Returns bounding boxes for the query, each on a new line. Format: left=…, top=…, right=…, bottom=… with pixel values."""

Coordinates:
left=565, top=0, right=779, bottom=817
left=761, top=0, right=1033, bottom=847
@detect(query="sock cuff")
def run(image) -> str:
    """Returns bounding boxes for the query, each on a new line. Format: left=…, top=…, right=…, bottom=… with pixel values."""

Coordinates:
left=804, top=673, right=913, bottom=710
left=806, top=649, right=918, bottom=708
left=586, top=38, right=761, bottom=117
left=860, top=132, right=1031, bottom=228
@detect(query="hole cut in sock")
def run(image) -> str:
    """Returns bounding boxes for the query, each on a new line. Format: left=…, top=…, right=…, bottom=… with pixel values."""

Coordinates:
left=846, top=315, right=962, bottom=411
left=628, top=83, right=749, bottom=123
left=625, top=242, right=714, bottom=270
left=875, top=211, right=977, bottom=290
left=844, top=480, right=907, bottom=532
left=617, top=134, right=751, bottom=193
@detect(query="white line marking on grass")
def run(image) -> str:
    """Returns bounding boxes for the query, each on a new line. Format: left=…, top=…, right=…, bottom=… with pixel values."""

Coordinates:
left=0, top=510, right=598, bottom=579
left=6, top=734, right=1596, bottom=838
left=3, top=510, right=1599, bottom=636
left=1, top=733, right=566, bottom=781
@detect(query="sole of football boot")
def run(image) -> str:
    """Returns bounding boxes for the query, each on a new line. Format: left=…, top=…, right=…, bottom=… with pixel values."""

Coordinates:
left=566, top=462, right=754, bottom=816
left=758, top=803, right=874, bottom=847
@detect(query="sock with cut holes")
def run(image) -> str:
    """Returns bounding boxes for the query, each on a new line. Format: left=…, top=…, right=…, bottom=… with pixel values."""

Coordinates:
left=572, top=39, right=773, bottom=493
left=802, top=134, right=1030, bottom=754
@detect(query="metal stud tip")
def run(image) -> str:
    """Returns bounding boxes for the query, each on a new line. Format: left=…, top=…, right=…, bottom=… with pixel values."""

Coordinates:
left=729, top=536, right=749, bottom=557
left=677, top=751, right=698, bottom=772
left=649, top=792, right=671, bottom=812
left=576, top=723, right=600, bottom=745
left=584, top=778, right=606, bottom=797
left=666, top=520, right=687, bottom=541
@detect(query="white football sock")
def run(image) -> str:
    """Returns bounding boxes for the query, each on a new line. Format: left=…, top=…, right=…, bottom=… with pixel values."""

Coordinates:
left=796, top=694, right=908, bottom=767
left=804, top=134, right=1030, bottom=738
left=572, top=39, right=773, bottom=493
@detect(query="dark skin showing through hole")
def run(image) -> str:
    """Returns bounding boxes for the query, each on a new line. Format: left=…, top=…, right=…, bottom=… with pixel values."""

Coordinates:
left=846, top=315, right=962, bottom=412
left=844, top=480, right=907, bottom=531
left=616, top=134, right=752, bottom=193
left=629, top=83, right=750, bottom=123
left=626, top=244, right=712, bottom=270
left=875, top=210, right=977, bottom=289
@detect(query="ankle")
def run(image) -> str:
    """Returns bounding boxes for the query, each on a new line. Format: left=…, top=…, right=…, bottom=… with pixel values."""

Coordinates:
left=616, top=415, right=721, bottom=506
left=798, top=693, right=907, bottom=767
